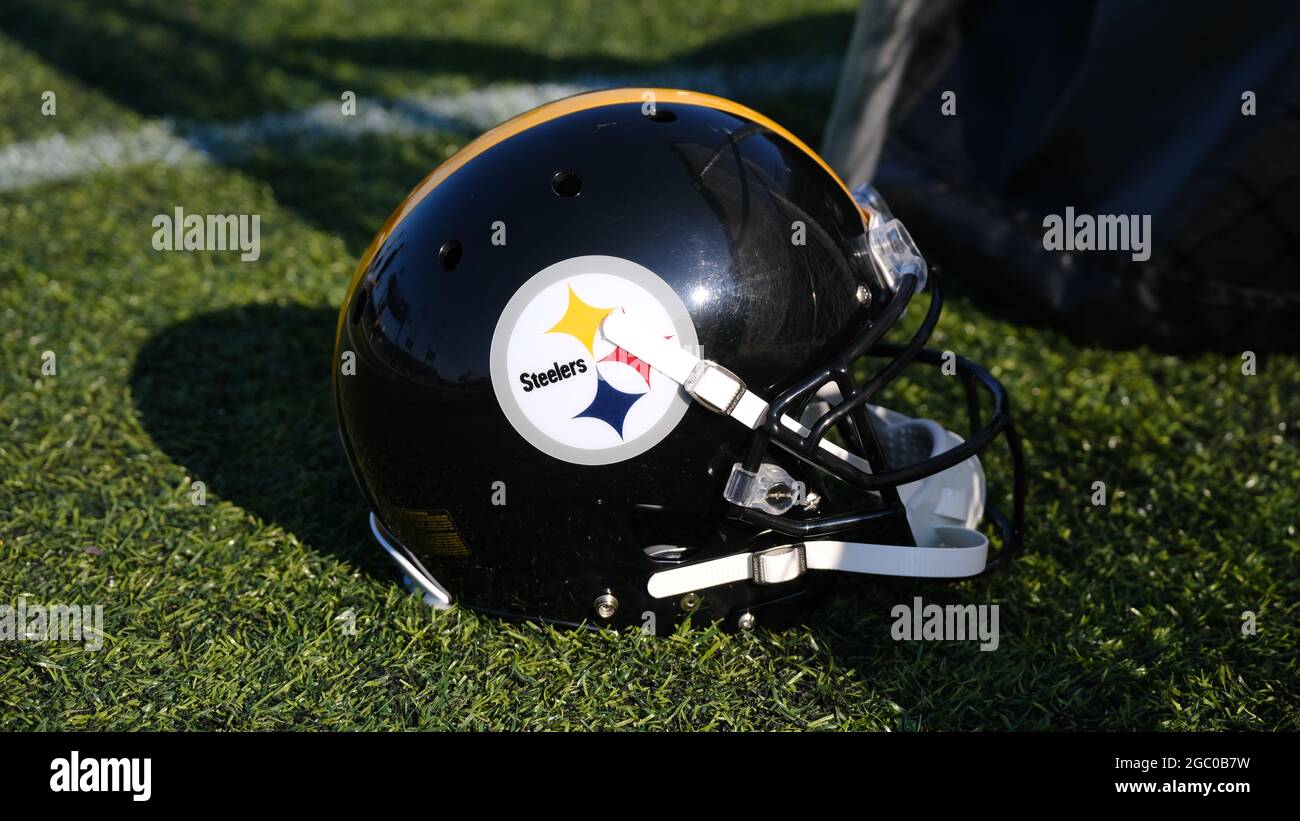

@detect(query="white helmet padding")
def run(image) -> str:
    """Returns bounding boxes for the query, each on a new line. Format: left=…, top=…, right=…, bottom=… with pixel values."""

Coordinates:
left=801, top=384, right=986, bottom=547
left=867, top=404, right=986, bottom=548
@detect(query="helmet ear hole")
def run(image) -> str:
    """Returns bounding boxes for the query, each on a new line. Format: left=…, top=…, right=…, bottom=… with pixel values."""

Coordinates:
left=645, top=108, right=677, bottom=123
left=551, top=170, right=582, bottom=197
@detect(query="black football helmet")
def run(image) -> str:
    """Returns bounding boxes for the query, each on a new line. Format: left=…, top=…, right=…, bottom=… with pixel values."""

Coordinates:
left=333, top=89, right=1025, bottom=633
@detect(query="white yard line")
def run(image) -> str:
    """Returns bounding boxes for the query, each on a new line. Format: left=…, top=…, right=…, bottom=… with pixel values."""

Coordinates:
left=0, top=57, right=840, bottom=193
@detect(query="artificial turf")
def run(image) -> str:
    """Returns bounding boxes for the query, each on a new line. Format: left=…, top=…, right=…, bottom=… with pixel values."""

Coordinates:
left=0, top=0, right=1296, bottom=730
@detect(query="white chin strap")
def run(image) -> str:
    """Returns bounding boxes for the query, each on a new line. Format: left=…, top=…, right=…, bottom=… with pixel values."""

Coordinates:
left=602, top=314, right=874, bottom=473
left=601, top=313, right=989, bottom=599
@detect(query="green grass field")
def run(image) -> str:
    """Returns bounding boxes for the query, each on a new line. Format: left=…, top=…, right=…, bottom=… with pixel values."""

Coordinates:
left=1, top=0, right=1297, bottom=730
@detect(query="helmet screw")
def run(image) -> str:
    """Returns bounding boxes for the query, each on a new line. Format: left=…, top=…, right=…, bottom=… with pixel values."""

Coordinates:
left=764, top=482, right=795, bottom=512
left=737, top=612, right=757, bottom=631
left=679, top=593, right=702, bottom=611
left=855, top=284, right=872, bottom=306
left=594, top=593, right=619, bottom=619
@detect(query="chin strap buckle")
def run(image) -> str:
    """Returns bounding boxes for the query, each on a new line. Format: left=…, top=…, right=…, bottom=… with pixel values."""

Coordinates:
left=751, top=544, right=807, bottom=585
left=683, top=360, right=746, bottom=416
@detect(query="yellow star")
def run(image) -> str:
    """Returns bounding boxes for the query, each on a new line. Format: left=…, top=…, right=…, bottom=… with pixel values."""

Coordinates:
left=546, top=285, right=614, bottom=355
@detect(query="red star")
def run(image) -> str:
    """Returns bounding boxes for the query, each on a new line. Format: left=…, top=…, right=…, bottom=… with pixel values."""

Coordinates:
left=600, top=344, right=655, bottom=386
left=598, top=316, right=674, bottom=387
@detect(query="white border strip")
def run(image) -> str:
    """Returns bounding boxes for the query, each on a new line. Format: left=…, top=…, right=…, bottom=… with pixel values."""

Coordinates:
left=0, top=57, right=840, bottom=193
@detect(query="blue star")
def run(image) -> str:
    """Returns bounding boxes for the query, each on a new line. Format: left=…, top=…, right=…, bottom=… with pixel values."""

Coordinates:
left=574, top=373, right=647, bottom=439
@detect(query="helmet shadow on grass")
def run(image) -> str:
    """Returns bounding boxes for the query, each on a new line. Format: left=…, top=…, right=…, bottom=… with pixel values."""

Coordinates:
left=129, top=302, right=385, bottom=577
left=128, top=307, right=1172, bottom=729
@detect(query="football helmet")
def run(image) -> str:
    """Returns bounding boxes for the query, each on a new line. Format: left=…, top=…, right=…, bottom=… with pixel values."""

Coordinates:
left=333, top=89, right=1025, bottom=632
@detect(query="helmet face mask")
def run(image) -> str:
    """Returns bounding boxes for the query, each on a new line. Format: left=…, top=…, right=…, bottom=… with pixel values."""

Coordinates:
left=334, top=89, right=1025, bottom=633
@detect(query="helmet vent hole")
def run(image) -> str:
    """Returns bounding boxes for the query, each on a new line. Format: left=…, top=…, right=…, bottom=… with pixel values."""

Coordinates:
left=438, top=239, right=462, bottom=271
left=551, top=170, right=582, bottom=198
left=350, top=292, right=366, bottom=324
left=645, top=108, right=677, bottom=123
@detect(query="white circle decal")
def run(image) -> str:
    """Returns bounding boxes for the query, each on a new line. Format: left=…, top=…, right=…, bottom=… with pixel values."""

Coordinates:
left=490, top=256, right=698, bottom=464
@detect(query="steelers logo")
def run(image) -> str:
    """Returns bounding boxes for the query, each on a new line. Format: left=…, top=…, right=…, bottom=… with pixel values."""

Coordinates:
left=490, top=255, right=699, bottom=465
